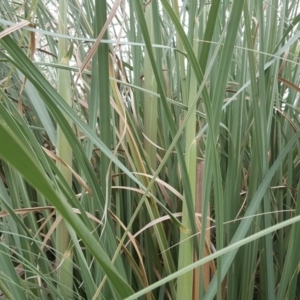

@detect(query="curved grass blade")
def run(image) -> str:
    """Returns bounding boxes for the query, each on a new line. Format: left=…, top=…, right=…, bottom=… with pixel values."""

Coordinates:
left=0, top=121, right=134, bottom=298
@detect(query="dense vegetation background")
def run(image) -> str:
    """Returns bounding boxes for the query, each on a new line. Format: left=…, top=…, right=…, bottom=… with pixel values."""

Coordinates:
left=0, top=0, right=300, bottom=299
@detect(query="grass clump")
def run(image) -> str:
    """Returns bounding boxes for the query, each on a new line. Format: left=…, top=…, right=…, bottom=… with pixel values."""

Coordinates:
left=0, top=1, right=300, bottom=299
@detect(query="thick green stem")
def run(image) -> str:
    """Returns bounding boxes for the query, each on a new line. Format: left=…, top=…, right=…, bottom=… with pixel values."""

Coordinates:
left=56, top=0, right=73, bottom=298
left=96, top=1, right=111, bottom=204
left=144, top=3, right=157, bottom=170
left=177, top=10, right=199, bottom=299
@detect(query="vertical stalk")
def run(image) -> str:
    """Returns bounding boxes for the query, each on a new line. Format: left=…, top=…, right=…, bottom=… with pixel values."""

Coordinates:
left=56, top=0, right=73, bottom=298
left=96, top=0, right=111, bottom=205
left=177, top=11, right=198, bottom=299
left=256, top=2, right=275, bottom=298
left=144, top=3, right=157, bottom=169
left=173, top=0, right=188, bottom=107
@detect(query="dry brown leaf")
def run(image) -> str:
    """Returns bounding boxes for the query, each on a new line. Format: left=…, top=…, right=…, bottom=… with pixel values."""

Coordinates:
left=42, top=147, right=92, bottom=195
left=0, top=20, right=30, bottom=39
